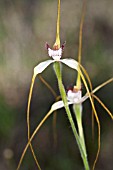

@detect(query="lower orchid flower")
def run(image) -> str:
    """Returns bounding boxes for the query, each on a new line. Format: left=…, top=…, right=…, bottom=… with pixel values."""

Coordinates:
left=16, top=77, right=113, bottom=170
left=51, top=79, right=113, bottom=114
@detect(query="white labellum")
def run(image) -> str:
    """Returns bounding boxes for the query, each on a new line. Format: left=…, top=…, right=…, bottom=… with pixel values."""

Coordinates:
left=48, top=48, right=62, bottom=61
left=67, top=90, right=82, bottom=103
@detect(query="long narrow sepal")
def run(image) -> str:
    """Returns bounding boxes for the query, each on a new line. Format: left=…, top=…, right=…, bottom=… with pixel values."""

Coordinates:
left=76, top=0, right=86, bottom=89
left=16, top=109, right=53, bottom=170
left=16, top=99, right=68, bottom=170
left=54, top=0, right=60, bottom=48
left=27, top=74, right=42, bottom=170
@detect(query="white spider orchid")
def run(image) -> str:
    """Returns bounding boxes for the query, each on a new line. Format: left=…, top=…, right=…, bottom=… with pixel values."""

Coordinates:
left=16, top=0, right=113, bottom=169
left=26, top=0, right=113, bottom=169
left=16, top=77, right=113, bottom=170
left=26, top=0, right=84, bottom=168
left=34, top=42, right=79, bottom=77
left=51, top=85, right=87, bottom=111
left=51, top=78, right=113, bottom=114
left=33, top=0, right=79, bottom=76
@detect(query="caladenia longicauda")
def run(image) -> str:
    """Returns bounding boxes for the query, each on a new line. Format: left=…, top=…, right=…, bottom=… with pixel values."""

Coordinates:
left=16, top=0, right=113, bottom=170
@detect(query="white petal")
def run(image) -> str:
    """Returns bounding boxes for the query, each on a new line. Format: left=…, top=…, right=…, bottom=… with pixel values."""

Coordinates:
left=51, top=95, right=89, bottom=112
left=51, top=100, right=73, bottom=111
left=34, top=60, right=54, bottom=76
left=61, top=58, right=78, bottom=70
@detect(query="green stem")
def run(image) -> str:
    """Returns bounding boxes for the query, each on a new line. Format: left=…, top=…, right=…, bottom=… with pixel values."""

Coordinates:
left=73, top=104, right=86, bottom=155
left=53, top=62, right=90, bottom=170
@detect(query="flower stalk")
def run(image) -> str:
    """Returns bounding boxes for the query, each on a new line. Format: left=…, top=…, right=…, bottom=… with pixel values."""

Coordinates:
left=53, top=61, right=90, bottom=170
left=73, top=104, right=86, bottom=152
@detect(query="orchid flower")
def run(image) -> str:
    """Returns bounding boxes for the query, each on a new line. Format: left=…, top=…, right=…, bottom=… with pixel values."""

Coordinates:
left=16, top=78, right=113, bottom=170
left=51, top=79, right=113, bottom=115
left=26, top=0, right=85, bottom=170
left=17, top=0, right=98, bottom=170
left=27, top=0, right=92, bottom=151
left=24, top=0, right=93, bottom=170
left=16, top=0, right=113, bottom=170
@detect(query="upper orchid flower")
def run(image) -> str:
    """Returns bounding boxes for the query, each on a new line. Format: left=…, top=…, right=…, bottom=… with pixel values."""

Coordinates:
left=34, top=42, right=79, bottom=77
left=33, top=0, right=79, bottom=77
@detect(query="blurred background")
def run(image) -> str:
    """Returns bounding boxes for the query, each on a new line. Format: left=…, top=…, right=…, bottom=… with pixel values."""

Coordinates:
left=0, top=0, right=113, bottom=169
